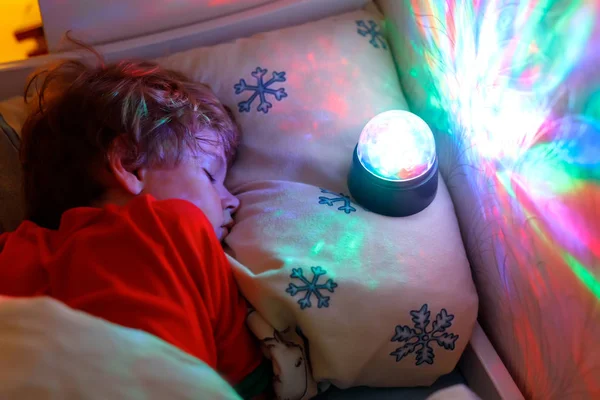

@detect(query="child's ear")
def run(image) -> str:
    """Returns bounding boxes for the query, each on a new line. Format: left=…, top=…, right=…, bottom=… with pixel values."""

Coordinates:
left=107, top=139, right=145, bottom=195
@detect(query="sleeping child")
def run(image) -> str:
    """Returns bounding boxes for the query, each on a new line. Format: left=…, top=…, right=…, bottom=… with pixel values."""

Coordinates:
left=0, top=48, right=272, bottom=399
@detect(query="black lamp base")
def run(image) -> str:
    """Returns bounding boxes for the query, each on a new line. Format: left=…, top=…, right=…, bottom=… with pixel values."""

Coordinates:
left=347, top=145, right=438, bottom=217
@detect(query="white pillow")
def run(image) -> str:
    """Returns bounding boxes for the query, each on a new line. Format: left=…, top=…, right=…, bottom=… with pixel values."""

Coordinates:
left=157, top=5, right=478, bottom=389
left=226, top=179, right=477, bottom=389
left=0, top=296, right=241, bottom=400
left=156, top=7, right=408, bottom=192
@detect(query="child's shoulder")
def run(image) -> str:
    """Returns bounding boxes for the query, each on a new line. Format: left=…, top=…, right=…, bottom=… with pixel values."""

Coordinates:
left=129, top=195, right=208, bottom=221
left=118, top=195, right=213, bottom=235
left=54, top=195, right=211, bottom=239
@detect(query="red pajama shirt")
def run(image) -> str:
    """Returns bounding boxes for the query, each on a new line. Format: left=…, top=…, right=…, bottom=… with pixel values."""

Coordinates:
left=0, top=195, right=262, bottom=387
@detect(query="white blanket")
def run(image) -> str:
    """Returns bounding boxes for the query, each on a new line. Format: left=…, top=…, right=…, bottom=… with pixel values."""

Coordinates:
left=0, top=296, right=240, bottom=400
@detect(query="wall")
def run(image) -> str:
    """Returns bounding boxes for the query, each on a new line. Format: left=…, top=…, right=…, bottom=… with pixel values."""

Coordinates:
left=0, top=0, right=42, bottom=64
left=379, top=0, right=600, bottom=399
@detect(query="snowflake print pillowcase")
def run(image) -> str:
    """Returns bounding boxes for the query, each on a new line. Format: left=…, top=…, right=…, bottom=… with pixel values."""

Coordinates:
left=155, top=7, right=408, bottom=193
left=225, top=179, right=478, bottom=389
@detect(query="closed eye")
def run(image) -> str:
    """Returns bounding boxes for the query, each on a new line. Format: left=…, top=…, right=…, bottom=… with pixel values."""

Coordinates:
left=203, top=168, right=216, bottom=183
left=295, top=357, right=303, bottom=367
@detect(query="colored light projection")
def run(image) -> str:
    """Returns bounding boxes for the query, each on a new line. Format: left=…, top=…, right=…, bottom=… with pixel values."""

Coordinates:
left=357, top=110, right=437, bottom=182
left=384, top=0, right=599, bottom=398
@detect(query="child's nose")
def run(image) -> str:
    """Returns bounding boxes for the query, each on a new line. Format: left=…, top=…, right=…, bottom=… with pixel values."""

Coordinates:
left=223, top=190, right=240, bottom=213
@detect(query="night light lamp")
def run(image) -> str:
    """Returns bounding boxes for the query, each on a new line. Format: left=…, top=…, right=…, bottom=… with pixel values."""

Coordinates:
left=348, top=110, right=438, bottom=217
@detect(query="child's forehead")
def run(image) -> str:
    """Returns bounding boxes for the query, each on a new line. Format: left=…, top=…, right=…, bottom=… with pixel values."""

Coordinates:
left=191, top=143, right=226, bottom=166
left=191, top=129, right=229, bottom=167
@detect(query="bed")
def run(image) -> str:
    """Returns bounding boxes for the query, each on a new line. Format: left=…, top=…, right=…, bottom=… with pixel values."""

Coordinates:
left=0, top=0, right=598, bottom=399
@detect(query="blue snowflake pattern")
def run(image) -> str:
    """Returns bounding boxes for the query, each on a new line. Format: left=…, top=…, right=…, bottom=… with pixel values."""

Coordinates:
left=286, top=266, right=338, bottom=310
left=390, top=304, right=459, bottom=366
left=356, top=20, right=387, bottom=50
left=318, top=188, right=357, bottom=214
left=234, top=67, right=287, bottom=113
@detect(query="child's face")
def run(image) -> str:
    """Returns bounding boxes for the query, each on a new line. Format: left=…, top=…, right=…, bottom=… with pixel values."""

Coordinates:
left=141, top=140, right=239, bottom=241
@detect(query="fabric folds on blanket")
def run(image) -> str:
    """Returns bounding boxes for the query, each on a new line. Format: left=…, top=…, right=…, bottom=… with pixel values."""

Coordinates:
left=0, top=296, right=241, bottom=400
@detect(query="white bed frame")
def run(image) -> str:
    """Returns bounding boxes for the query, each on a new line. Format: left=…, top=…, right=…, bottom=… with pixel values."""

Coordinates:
left=0, top=0, right=367, bottom=100
left=460, top=323, right=524, bottom=400
left=0, top=1, right=525, bottom=398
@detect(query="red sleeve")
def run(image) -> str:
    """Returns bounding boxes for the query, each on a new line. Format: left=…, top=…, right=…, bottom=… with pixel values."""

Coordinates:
left=48, top=196, right=262, bottom=384
left=152, top=198, right=263, bottom=385
left=0, top=225, right=50, bottom=296
left=209, top=239, right=264, bottom=384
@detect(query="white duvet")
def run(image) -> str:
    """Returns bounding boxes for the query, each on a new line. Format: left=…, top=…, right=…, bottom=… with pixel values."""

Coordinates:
left=0, top=296, right=240, bottom=400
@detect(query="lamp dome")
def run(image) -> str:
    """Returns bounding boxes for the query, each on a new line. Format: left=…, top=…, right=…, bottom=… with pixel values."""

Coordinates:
left=356, top=110, right=436, bottom=182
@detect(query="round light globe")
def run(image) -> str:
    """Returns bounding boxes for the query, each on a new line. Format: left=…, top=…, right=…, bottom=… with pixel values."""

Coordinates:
left=348, top=110, right=439, bottom=217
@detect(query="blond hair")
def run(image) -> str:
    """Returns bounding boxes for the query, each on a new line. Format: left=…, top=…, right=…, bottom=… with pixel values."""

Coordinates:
left=21, top=52, right=240, bottom=229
